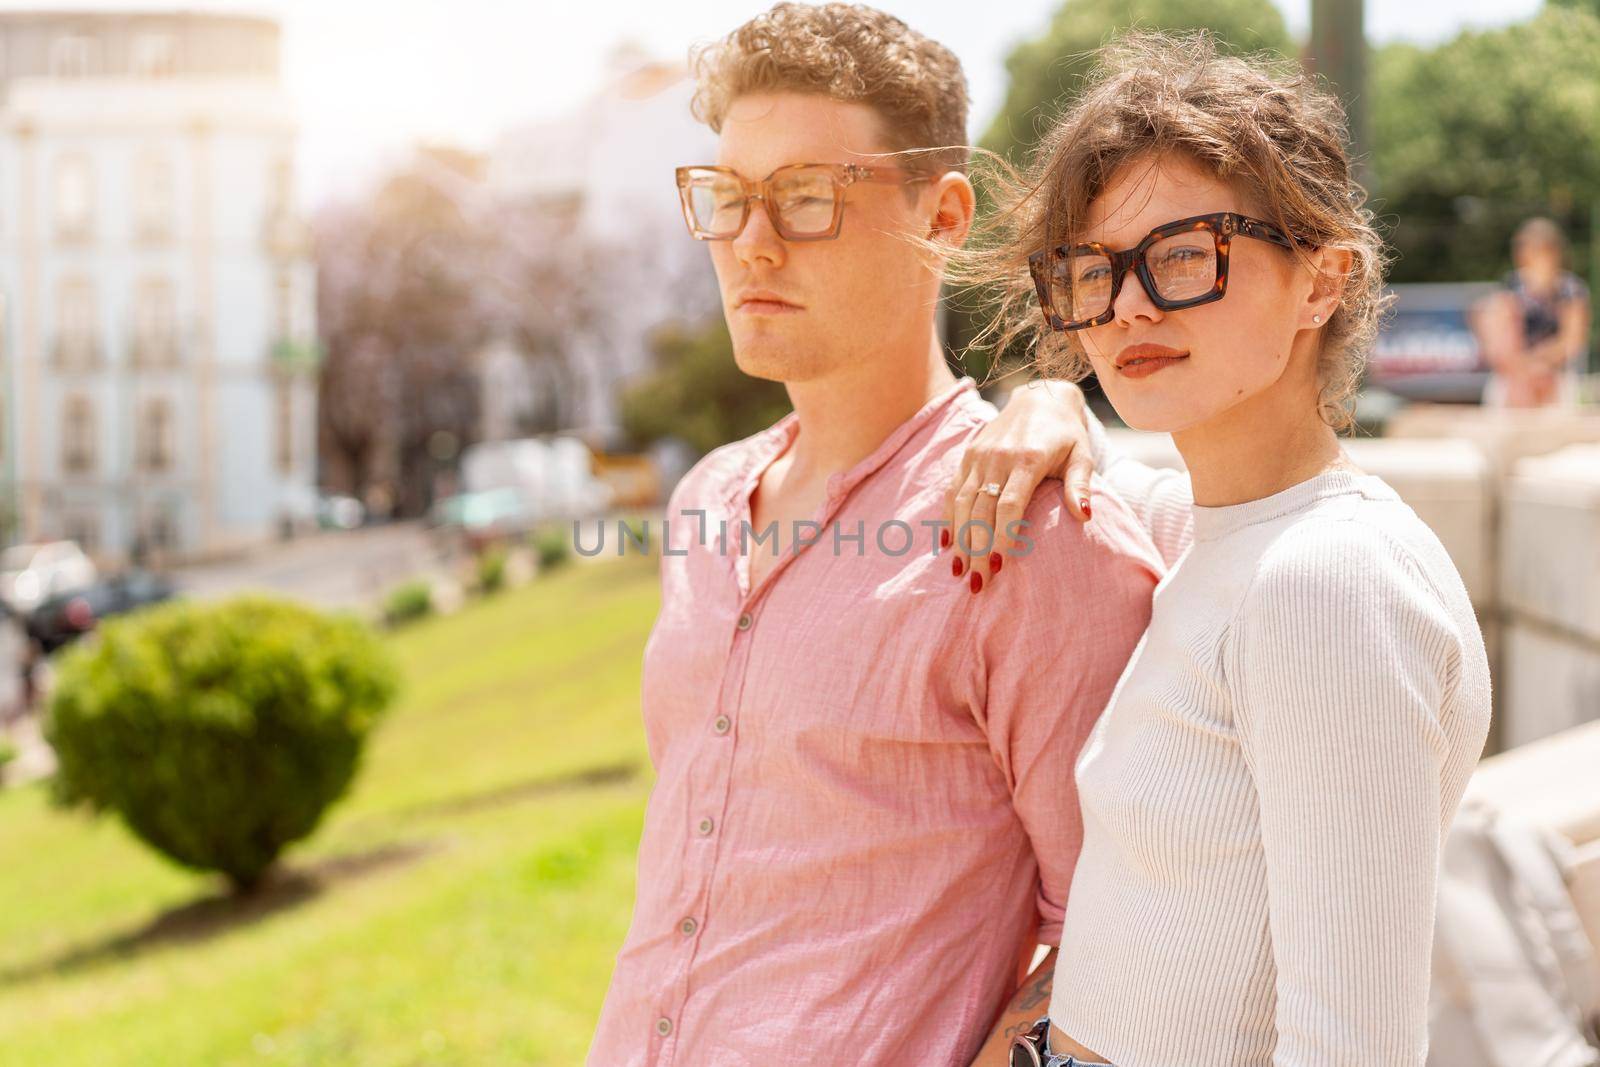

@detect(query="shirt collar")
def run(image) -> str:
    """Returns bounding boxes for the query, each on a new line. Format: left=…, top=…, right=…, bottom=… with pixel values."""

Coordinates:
left=723, top=376, right=980, bottom=510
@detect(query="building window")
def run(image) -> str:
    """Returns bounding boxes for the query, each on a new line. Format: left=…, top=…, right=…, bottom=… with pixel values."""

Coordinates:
left=133, top=150, right=174, bottom=241
left=272, top=155, right=294, bottom=212
left=49, top=36, right=98, bottom=79
left=62, top=395, right=96, bottom=475
left=131, top=34, right=176, bottom=78
left=275, top=268, right=293, bottom=340
left=61, top=513, right=98, bottom=554
left=139, top=397, right=174, bottom=474
left=263, top=154, right=302, bottom=254
left=54, top=276, right=99, bottom=368
left=145, top=507, right=179, bottom=552
left=275, top=379, right=294, bottom=474
left=54, top=155, right=94, bottom=242
left=133, top=276, right=177, bottom=366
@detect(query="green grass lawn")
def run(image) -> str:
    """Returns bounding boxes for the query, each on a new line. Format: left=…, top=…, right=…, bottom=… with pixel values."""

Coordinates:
left=0, top=554, right=661, bottom=1067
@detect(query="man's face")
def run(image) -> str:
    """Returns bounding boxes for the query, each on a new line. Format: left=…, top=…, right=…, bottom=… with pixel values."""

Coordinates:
left=701, top=92, right=940, bottom=384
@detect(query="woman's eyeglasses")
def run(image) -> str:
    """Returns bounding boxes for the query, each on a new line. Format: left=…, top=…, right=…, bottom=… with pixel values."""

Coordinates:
left=1027, top=212, right=1301, bottom=331
left=674, top=163, right=928, bottom=242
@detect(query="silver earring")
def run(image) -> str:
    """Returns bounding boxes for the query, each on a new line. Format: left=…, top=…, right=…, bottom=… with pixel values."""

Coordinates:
left=1313, top=314, right=1323, bottom=324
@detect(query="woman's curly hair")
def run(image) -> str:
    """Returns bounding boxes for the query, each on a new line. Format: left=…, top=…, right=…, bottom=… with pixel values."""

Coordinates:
left=954, top=31, right=1389, bottom=430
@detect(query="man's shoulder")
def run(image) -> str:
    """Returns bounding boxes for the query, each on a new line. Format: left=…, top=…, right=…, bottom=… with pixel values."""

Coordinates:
left=1003, top=474, right=1165, bottom=590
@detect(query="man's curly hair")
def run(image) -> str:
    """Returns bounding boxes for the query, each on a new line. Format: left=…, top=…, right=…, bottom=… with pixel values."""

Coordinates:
left=690, top=3, right=970, bottom=175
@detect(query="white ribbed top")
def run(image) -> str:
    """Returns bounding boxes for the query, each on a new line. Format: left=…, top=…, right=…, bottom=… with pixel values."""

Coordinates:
left=1050, top=467, right=1493, bottom=1066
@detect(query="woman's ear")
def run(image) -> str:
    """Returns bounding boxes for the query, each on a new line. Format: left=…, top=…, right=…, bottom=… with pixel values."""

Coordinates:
left=1306, top=245, right=1353, bottom=327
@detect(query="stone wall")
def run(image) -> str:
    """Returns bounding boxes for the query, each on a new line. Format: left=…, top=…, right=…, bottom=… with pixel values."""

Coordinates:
left=1500, top=444, right=1600, bottom=749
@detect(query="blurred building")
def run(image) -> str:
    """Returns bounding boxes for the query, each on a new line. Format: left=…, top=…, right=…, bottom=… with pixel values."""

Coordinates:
left=0, top=11, right=317, bottom=563
left=484, top=45, right=719, bottom=450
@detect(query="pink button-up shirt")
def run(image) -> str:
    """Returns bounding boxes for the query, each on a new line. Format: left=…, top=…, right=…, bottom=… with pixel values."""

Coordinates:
left=589, top=378, right=1162, bottom=1067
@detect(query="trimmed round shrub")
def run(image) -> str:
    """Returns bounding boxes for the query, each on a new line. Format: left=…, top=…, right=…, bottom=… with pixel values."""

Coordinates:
left=475, top=546, right=507, bottom=595
left=45, top=596, right=399, bottom=892
left=532, top=525, right=571, bottom=571
left=383, top=580, right=433, bottom=626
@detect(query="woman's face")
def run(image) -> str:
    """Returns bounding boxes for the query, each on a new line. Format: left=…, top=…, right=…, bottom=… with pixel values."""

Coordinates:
left=1071, top=154, right=1329, bottom=434
left=1514, top=238, right=1562, bottom=291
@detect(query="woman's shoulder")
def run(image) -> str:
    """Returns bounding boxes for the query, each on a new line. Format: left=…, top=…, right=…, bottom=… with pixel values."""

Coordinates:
left=1229, top=478, right=1491, bottom=736
left=1245, top=479, right=1468, bottom=620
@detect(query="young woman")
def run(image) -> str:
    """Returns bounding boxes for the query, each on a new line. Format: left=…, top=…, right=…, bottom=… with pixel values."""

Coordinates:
left=947, top=33, right=1493, bottom=1066
left=1475, top=217, right=1592, bottom=408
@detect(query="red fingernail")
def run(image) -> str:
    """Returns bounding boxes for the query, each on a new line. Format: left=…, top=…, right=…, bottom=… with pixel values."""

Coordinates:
left=1080, top=499, right=1093, bottom=520
left=939, top=527, right=952, bottom=550
left=989, top=552, right=1003, bottom=574
left=952, top=555, right=964, bottom=578
left=969, top=570, right=983, bottom=594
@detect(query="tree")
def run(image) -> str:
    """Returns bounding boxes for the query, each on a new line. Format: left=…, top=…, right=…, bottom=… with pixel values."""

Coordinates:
left=981, top=0, right=1293, bottom=164
left=1550, top=0, right=1600, bottom=18
left=1370, top=6, right=1600, bottom=286
left=314, top=151, right=495, bottom=518
left=619, top=318, right=792, bottom=456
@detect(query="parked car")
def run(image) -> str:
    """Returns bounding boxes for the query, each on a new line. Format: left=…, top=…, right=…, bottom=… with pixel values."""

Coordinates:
left=316, top=493, right=367, bottom=531
left=0, top=541, right=97, bottom=616
left=0, top=598, right=25, bottom=720
left=456, top=436, right=613, bottom=522
left=26, top=570, right=176, bottom=654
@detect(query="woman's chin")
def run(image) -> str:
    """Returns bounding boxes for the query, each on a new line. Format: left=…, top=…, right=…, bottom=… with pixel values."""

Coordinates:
left=1101, top=379, right=1246, bottom=437
left=1101, top=393, right=1197, bottom=435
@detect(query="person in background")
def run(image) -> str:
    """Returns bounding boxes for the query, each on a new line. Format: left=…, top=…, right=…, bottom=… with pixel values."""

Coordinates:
left=1475, top=217, right=1591, bottom=408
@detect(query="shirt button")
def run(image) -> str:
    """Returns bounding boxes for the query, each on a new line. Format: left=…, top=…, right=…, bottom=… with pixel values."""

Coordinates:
left=697, top=817, right=714, bottom=835
left=736, top=612, right=752, bottom=631
left=656, top=1017, right=672, bottom=1037
left=713, top=715, right=731, bottom=735
left=679, top=917, right=698, bottom=936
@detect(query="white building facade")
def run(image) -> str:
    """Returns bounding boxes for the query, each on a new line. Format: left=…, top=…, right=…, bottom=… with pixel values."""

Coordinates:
left=0, top=11, right=316, bottom=562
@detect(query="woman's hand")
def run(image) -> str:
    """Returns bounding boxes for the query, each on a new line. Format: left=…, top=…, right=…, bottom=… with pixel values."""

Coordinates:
left=942, top=379, right=1097, bottom=593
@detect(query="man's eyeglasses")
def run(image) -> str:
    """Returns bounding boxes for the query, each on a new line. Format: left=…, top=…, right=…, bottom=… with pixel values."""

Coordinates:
left=1027, top=211, right=1301, bottom=331
left=674, top=163, right=928, bottom=242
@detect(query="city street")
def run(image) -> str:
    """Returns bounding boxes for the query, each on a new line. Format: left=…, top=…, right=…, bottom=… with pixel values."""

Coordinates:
left=172, top=521, right=450, bottom=613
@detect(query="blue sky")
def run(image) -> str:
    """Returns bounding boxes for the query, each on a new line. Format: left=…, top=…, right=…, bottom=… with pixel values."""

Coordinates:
left=1, top=0, right=1547, bottom=202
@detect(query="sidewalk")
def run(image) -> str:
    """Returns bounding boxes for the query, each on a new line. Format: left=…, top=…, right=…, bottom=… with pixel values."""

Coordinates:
left=1, top=710, right=56, bottom=788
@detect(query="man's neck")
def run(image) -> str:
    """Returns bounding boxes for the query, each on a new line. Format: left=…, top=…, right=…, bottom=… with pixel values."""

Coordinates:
left=780, top=335, right=959, bottom=486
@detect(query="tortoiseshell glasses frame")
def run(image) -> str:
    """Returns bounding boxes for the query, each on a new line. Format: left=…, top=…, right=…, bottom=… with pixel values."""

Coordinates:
left=1027, top=211, right=1301, bottom=331
left=674, top=162, right=930, bottom=242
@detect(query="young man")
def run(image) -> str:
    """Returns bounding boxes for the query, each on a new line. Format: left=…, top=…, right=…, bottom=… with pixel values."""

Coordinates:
left=587, top=6, right=1161, bottom=1064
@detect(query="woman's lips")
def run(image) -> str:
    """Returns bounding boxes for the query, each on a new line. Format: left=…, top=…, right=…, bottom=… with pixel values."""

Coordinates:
left=1114, top=344, right=1189, bottom=379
